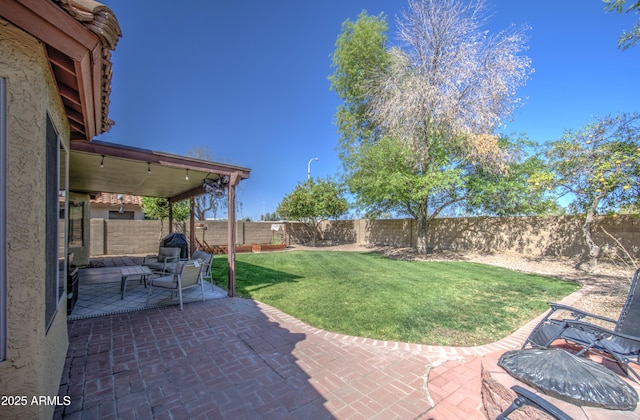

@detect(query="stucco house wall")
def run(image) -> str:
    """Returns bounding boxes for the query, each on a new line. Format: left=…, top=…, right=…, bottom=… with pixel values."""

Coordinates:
left=89, top=193, right=145, bottom=220
left=90, top=206, right=145, bottom=220
left=0, top=18, right=70, bottom=419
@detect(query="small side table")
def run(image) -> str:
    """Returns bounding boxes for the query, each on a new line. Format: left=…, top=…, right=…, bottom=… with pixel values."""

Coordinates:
left=120, top=266, right=153, bottom=299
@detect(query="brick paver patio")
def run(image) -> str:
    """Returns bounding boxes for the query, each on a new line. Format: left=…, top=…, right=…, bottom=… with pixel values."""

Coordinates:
left=55, top=285, right=638, bottom=419
left=58, top=296, right=497, bottom=419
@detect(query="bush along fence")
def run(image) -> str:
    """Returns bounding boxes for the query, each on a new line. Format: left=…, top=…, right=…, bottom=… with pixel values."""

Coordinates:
left=89, top=215, right=640, bottom=260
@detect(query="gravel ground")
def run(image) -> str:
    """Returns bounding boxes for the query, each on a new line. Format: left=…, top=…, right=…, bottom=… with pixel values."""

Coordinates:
left=289, top=243, right=637, bottom=321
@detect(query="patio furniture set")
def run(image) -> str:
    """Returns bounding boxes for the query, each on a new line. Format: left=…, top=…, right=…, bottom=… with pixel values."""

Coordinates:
left=496, top=268, right=640, bottom=419
left=118, top=246, right=215, bottom=310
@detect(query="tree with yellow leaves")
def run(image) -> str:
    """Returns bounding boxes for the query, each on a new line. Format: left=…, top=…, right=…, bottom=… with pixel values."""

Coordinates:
left=540, top=112, right=640, bottom=270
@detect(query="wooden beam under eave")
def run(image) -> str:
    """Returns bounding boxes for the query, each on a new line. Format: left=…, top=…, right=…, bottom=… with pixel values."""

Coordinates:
left=168, top=185, right=207, bottom=204
left=66, top=106, right=84, bottom=126
left=47, top=46, right=75, bottom=77
left=58, top=83, right=82, bottom=108
left=68, top=119, right=85, bottom=136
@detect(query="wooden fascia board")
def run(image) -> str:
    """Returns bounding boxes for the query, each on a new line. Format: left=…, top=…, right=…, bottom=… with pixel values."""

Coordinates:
left=91, top=42, right=103, bottom=136
left=75, top=52, right=96, bottom=140
left=70, top=141, right=252, bottom=179
left=5, top=0, right=101, bottom=61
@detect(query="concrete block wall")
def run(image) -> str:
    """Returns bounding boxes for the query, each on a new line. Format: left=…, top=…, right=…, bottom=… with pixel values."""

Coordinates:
left=90, top=219, right=105, bottom=256
left=243, top=222, right=286, bottom=245
left=363, top=219, right=415, bottom=247
left=90, top=220, right=285, bottom=256
left=104, top=220, right=163, bottom=255
left=89, top=215, right=640, bottom=259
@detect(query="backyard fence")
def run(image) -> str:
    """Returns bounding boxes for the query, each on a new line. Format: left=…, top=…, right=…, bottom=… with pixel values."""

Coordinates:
left=89, top=215, right=640, bottom=260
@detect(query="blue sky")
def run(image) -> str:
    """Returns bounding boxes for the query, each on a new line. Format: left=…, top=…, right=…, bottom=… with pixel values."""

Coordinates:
left=97, top=0, right=639, bottom=220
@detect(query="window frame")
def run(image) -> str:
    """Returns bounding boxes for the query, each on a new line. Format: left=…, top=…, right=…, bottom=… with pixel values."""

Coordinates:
left=0, top=77, right=7, bottom=361
left=45, top=114, right=68, bottom=333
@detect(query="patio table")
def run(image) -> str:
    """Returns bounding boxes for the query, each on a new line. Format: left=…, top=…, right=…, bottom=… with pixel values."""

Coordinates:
left=120, top=266, right=153, bottom=299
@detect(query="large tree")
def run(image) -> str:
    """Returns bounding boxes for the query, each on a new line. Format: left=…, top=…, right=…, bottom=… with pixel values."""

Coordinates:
left=330, top=0, right=533, bottom=254
left=140, top=197, right=190, bottom=239
left=604, top=0, right=640, bottom=50
left=186, top=146, right=228, bottom=220
left=277, top=178, right=348, bottom=246
left=347, top=134, right=555, bottom=220
left=536, top=112, right=640, bottom=270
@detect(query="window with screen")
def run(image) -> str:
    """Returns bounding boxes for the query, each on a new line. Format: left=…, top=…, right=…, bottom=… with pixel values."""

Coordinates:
left=45, top=114, right=67, bottom=332
left=0, top=78, right=7, bottom=360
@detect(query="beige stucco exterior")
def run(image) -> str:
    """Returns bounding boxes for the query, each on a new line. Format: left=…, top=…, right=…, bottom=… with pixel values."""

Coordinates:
left=0, top=18, right=70, bottom=419
left=89, top=205, right=145, bottom=220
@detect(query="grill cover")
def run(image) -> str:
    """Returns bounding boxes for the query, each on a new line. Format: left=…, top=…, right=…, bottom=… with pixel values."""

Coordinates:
left=161, top=233, right=189, bottom=259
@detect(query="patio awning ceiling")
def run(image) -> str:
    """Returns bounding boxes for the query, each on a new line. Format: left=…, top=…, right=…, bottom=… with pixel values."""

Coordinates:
left=70, top=140, right=251, bottom=202
left=3, top=0, right=248, bottom=297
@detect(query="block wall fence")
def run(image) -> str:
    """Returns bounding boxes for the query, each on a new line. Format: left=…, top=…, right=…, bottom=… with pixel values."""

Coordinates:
left=89, top=215, right=640, bottom=260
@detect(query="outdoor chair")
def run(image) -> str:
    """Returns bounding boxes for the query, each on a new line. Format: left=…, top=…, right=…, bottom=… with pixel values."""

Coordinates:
left=142, top=246, right=180, bottom=274
left=522, top=268, right=640, bottom=381
left=146, top=260, right=205, bottom=310
left=496, top=385, right=572, bottom=420
left=192, top=250, right=214, bottom=291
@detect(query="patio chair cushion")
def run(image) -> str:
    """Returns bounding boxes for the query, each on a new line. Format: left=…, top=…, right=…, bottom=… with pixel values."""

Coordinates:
left=149, top=262, right=185, bottom=289
left=149, top=273, right=179, bottom=289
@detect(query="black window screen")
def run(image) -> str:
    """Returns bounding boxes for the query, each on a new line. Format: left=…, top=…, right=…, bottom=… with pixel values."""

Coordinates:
left=45, top=115, right=62, bottom=331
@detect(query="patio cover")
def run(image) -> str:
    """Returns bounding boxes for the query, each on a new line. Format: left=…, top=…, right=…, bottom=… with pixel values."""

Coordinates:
left=69, top=139, right=251, bottom=296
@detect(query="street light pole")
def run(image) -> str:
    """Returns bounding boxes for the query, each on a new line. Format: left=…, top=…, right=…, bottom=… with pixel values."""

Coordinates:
left=307, top=157, right=319, bottom=180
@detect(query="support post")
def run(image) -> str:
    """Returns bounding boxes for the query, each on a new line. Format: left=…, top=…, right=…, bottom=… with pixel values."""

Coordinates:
left=227, top=173, right=240, bottom=297
left=189, top=196, right=195, bottom=257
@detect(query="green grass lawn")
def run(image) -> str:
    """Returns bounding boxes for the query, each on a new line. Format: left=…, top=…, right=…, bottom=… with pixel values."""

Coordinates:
left=211, top=251, right=579, bottom=346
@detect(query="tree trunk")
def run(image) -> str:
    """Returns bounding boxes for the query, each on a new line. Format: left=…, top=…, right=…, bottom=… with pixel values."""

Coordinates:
left=310, top=220, right=319, bottom=247
left=416, top=198, right=430, bottom=256
left=583, top=197, right=601, bottom=271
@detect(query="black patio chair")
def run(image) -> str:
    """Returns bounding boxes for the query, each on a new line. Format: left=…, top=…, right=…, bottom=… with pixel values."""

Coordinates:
left=496, top=385, right=572, bottom=420
left=522, top=268, right=640, bottom=381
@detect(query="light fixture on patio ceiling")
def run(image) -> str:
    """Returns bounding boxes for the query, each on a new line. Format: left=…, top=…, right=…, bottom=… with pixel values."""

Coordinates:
left=147, top=162, right=151, bottom=175
left=203, top=176, right=229, bottom=198
left=100, top=155, right=105, bottom=168
left=185, top=169, right=189, bottom=181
